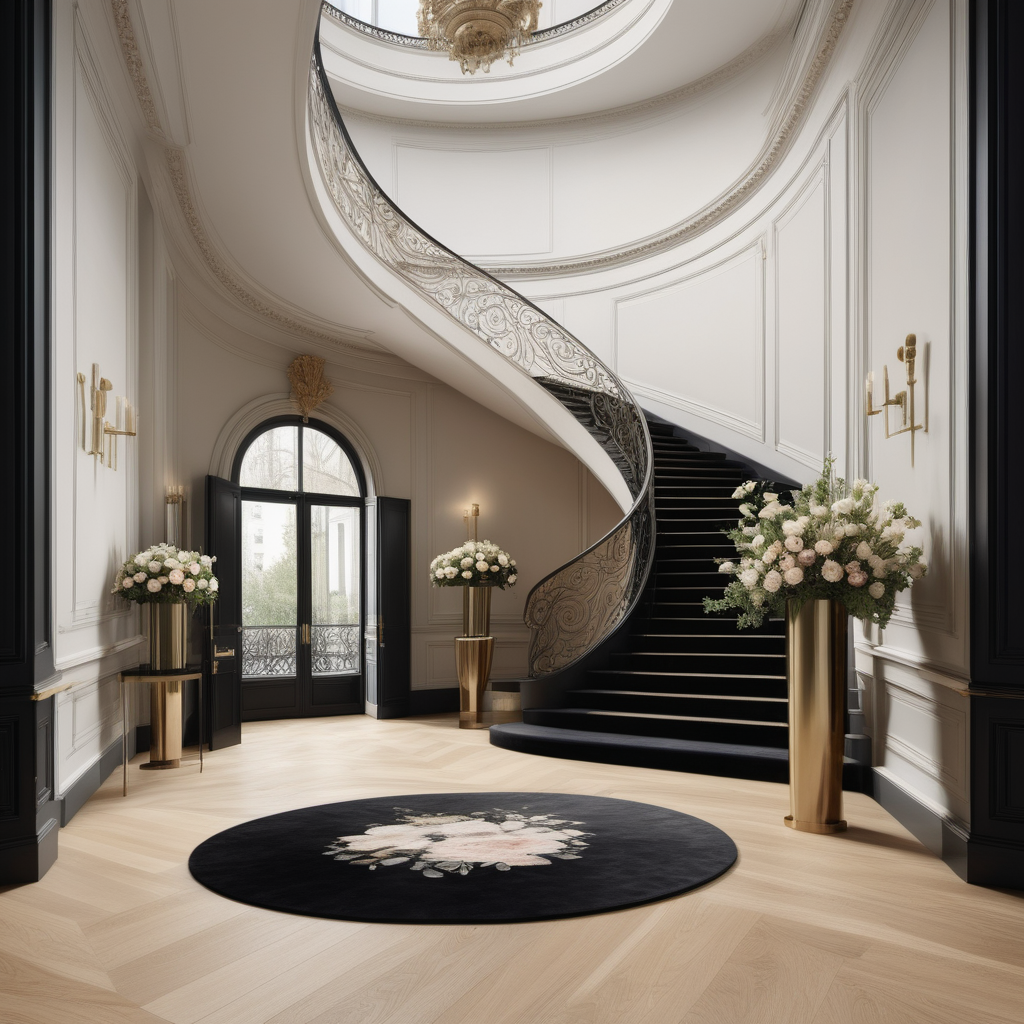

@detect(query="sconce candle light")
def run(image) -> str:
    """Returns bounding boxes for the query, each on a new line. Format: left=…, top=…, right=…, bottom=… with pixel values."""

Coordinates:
left=79, top=363, right=136, bottom=469
left=865, top=334, right=926, bottom=466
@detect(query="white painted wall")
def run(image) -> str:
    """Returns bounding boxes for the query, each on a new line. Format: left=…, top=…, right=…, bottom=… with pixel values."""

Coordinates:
left=341, top=0, right=972, bottom=829
left=174, top=289, right=619, bottom=691
left=343, top=43, right=783, bottom=262
left=50, top=1, right=148, bottom=801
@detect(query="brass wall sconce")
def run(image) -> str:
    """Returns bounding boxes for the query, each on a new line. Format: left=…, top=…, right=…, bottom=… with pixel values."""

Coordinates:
left=865, top=334, right=927, bottom=466
left=463, top=503, right=480, bottom=542
left=165, top=485, right=188, bottom=548
left=77, top=363, right=136, bottom=469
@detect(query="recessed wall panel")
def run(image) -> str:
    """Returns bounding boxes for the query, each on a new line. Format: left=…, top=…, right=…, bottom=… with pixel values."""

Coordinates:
left=616, top=247, right=763, bottom=438
left=775, top=174, right=827, bottom=469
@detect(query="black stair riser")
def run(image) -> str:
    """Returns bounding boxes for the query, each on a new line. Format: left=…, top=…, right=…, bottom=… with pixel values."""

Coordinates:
left=629, top=634, right=784, bottom=655
left=523, top=708, right=789, bottom=748
left=587, top=669, right=787, bottom=698
left=568, top=690, right=789, bottom=722
left=608, top=651, right=785, bottom=674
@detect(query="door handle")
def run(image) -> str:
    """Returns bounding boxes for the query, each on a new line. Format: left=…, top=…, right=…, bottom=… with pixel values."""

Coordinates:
left=378, top=613, right=385, bottom=648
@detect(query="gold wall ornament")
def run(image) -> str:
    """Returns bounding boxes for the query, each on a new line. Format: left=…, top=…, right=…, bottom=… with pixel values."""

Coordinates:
left=79, top=363, right=137, bottom=469
left=287, top=355, right=334, bottom=422
left=418, top=0, right=542, bottom=75
left=865, top=333, right=927, bottom=467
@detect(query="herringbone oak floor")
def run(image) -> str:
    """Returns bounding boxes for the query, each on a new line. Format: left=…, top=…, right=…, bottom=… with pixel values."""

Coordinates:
left=1, top=715, right=1022, bottom=1024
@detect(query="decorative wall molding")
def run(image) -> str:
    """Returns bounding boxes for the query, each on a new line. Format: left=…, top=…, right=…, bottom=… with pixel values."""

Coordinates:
left=335, top=24, right=785, bottom=137
left=772, top=160, right=830, bottom=471
left=882, top=678, right=967, bottom=801
left=446, top=0, right=855, bottom=279
left=856, top=0, right=967, bottom=646
left=53, top=634, right=146, bottom=674
left=109, top=0, right=165, bottom=139
left=108, top=0, right=377, bottom=353
left=66, top=13, right=139, bottom=637
left=208, top=393, right=385, bottom=496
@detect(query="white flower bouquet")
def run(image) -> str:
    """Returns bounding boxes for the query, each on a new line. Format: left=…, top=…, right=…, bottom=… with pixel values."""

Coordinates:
left=704, top=457, right=926, bottom=629
left=430, top=540, right=518, bottom=589
left=112, top=543, right=219, bottom=608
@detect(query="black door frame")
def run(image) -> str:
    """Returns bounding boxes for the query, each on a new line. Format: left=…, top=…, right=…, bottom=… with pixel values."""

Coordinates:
left=232, top=417, right=367, bottom=720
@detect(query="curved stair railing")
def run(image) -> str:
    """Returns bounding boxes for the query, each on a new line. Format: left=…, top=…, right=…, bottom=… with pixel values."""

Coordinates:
left=308, top=16, right=653, bottom=678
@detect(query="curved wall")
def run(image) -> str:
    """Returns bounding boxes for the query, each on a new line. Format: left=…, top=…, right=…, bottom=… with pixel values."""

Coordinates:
left=338, top=0, right=972, bottom=834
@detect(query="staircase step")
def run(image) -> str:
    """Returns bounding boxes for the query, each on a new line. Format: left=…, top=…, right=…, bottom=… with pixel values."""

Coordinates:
left=523, top=707, right=790, bottom=747
left=568, top=689, right=789, bottom=722
left=608, top=650, right=785, bottom=675
left=630, top=632, right=784, bottom=654
left=588, top=668, right=787, bottom=697
left=489, top=724, right=871, bottom=789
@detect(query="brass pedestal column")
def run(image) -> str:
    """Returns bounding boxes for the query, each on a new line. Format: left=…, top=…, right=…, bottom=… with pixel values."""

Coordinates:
left=457, top=587, right=493, bottom=729
left=143, top=603, right=188, bottom=769
left=784, top=599, right=848, bottom=833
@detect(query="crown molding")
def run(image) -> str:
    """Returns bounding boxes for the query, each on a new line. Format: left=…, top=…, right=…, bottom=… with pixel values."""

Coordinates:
left=109, top=0, right=380, bottom=354
left=336, top=24, right=785, bottom=136
left=459, top=0, right=855, bottom=280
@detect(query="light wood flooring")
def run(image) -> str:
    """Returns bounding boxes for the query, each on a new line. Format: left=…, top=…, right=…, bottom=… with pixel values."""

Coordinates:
left=1, top=714, right=1022, bottom=1024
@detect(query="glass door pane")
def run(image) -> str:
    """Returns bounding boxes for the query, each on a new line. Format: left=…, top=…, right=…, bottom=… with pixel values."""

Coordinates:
left=310, top=504, right=361, bottom=677
left=241, top=500, right=298, bottom=680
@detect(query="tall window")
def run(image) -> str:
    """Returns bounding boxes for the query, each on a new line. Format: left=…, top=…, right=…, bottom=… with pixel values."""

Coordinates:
left=234, top=420, right=365, bottom=719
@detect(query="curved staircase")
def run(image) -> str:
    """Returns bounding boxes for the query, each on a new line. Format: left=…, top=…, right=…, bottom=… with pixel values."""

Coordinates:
left=493, top=420, right=813, bottom=784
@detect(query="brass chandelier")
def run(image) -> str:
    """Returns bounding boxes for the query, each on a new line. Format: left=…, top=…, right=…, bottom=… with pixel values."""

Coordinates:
left=417, top=0, right=542, bottom=75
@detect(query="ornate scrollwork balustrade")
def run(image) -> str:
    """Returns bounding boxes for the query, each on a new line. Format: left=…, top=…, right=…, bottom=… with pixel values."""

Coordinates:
left=242, top=624, right=360, bottom=677
left=309, top=16, right=653, bottom=677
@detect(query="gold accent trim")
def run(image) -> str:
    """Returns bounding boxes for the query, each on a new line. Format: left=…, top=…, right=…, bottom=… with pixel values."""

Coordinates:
left=32, top=682, right=73, bottom=701
left=287, top=355, right=334, bottom=421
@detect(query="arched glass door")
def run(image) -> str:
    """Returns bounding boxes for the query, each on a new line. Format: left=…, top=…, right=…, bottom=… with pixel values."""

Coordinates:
left=234, top=419, right=364, bottom=719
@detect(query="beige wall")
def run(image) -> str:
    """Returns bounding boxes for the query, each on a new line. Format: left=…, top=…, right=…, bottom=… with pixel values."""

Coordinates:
left=173, top=286, right=620, bottom=689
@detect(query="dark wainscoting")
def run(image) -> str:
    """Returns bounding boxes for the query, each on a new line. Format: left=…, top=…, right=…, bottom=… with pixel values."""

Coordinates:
left=967, top=0, right=1024, bottom=890
left=409, top=688, right=459, bottom=716
left=0, top=0, right=59, bottom=885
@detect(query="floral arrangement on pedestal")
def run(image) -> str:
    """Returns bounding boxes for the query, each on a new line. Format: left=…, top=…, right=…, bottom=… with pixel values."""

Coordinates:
left=112, top=543, right=219, bottom=607
left=429, top=541, right=518, bottom=589
left=704, top=458, right=927, bottom=628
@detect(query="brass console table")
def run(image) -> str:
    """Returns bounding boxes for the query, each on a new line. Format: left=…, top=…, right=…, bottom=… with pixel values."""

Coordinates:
left=118, top=668, right=204, bottom=796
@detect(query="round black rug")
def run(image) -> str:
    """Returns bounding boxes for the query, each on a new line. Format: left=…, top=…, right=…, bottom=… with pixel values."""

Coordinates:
left=188, top=792, right=737, bottom=924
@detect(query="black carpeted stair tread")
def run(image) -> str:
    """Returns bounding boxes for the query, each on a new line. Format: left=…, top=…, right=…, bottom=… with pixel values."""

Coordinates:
left=489, top=724, right=870, bottom=789
left=523, top=707, right=790, bottom=747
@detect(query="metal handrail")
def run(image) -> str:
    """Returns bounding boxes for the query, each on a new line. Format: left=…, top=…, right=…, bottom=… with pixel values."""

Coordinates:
left=309, top=11, right=653, bottom=676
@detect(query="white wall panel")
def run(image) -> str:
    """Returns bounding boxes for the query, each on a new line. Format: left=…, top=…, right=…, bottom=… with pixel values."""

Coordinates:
left=52, top=10, right=141, bottom=672
left=394, top=144, right=552, bottom=257
left=774, top=170, right=828, bottom=469
left=615, top=244, right=764, bottom=439
left=863, top=0, right=962, bottom=655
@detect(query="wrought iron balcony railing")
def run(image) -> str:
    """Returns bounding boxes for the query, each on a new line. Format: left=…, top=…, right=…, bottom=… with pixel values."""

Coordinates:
left=309, top=14, right=653, bottom=676
left=242, top=624, right=360, bottom=678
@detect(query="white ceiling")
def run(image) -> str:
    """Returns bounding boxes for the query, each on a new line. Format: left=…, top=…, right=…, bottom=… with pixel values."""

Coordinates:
left=322, top=0, right=805, bottom=124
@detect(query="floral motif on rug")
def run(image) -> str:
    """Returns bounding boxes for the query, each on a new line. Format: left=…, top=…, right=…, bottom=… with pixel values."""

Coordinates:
left=324, top=807, right=592, bottom=878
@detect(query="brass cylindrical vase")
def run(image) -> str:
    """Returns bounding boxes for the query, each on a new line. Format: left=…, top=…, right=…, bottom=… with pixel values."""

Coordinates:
left=143, top=603, right=188, bottom=770
left=458, top=586, right=494, bottom=728
left=784, top=599, right=847, bottom=833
